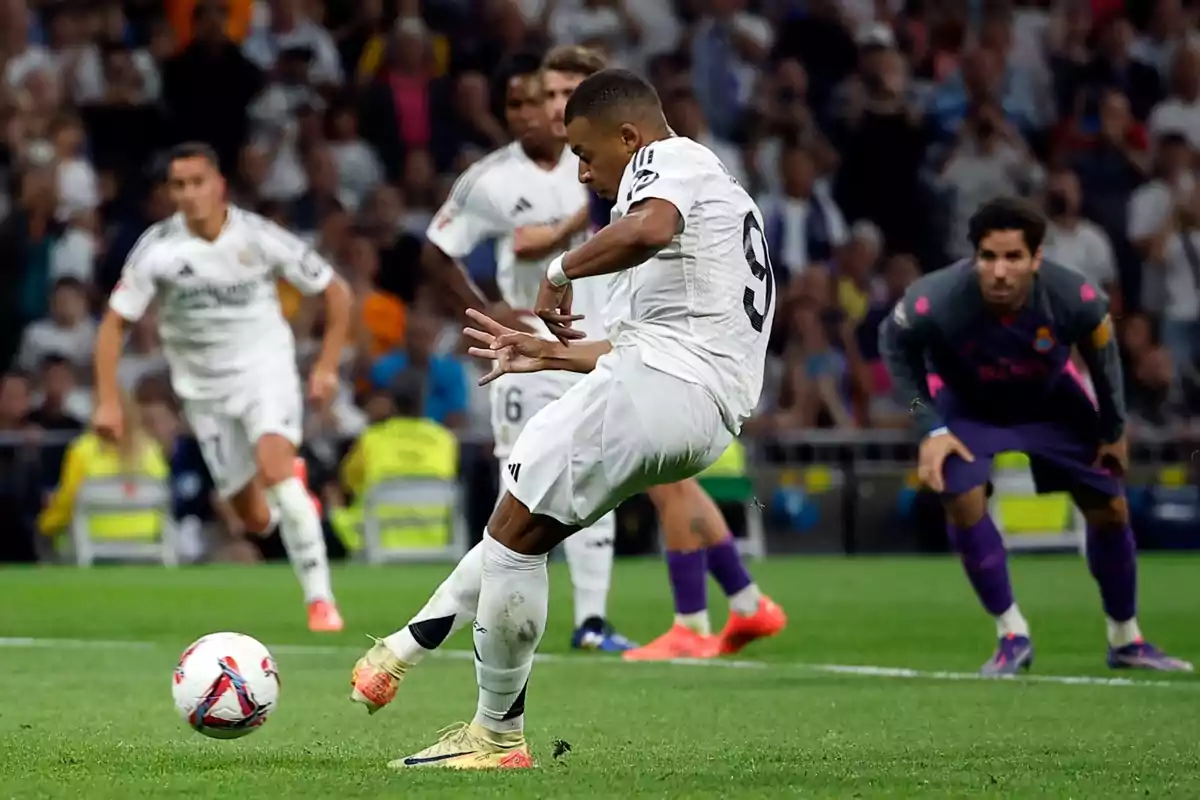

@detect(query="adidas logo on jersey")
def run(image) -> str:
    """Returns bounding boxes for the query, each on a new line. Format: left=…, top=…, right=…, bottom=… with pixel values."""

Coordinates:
left=507, top=462, right=521, bottom=482
left=178, top=262, right=195, bottom=277
left=510, top=197, right=532, bottom=216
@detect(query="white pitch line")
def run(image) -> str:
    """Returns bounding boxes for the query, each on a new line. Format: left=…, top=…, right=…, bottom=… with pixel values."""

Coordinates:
left=0, top=636, right=1191, bottom=690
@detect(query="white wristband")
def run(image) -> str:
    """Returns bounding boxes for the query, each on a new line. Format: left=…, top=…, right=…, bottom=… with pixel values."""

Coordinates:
left=925, top=427, right=949, bottom=439
left=546, top=255, right=571, bottom=288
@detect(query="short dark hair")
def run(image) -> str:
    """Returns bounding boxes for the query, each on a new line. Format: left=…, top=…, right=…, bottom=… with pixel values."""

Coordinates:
left=542, top=45, right=607, bottom=78
left=166, top=141, right=220, bottom=169
left=563, top=68, right=661, bottom=127
left=967, top=197, right=1047, bottom=252
left=490, top=52, right=546, bottom=118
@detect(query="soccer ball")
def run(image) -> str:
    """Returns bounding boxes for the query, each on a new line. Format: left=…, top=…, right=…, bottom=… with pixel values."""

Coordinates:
left=172, top=632, right=280, bottom=739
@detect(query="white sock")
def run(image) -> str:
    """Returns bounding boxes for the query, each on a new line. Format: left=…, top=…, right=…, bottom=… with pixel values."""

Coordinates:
left=473, top=532, right=547, bottom=736
left=994, top=604, right=1030, bottom=638
left=562, top=512, right=615, bottom=627
left=727, top=584, right=763, bottom=616
left=383, top=540, right=483, bottom=664
left=267, top=477, right=333, bottom=604
left=1106, top=616, right=1142, bottom=647
left=675, top=611, right=711, bottom=636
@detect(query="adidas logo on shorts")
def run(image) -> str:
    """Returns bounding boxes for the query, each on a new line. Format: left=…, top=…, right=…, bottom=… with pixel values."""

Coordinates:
left=507, top=462, right=521, bottom=482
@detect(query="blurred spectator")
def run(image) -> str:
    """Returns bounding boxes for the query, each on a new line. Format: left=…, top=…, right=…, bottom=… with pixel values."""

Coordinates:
left=246, top=46, right=324, bottom=202
left=361, top=185, right=424, bottom=304
left=936, top=101, right=1043, bottom=261
left=369, top=306, right=468, bottom=429
left=1066, top=16, right=1162, bottom=123
left=162, top=1, right=264, bottom=172
left=1147, top=45, right=1200, bottom=149
left=663, top=86, right=746, bottom=186
left=430, top=70, right=508, bottom=173
left=1121, top=312, right=1178, bottom=429
left=1130, top=0, right=1200, bottom=80
left=50, top=113, right=99, bottom=224
left=779, top=302, right=853, bottom=430
left=50, top=209, right=99, bottom=284
left=344, top=236, right=406, bottom=361
left=1128, top=132, right=1196, bottom=315
left=546, top=0, right=680, bottom=74
left=1143, top=175, right=1200, bottom=388
left=17, top=278, right=95, bottom=373
left=27, top=355, right=89, bottom=432
left=360, top=18, right=436, bottom=179
left=835, top=220, right=884, bottom=328
left=759, top=144, right=847, bottom=280
left=1042, top=166, right=1120, bottom=300
left=290, top=145, right=348, bottom=235
left=690, top=0, right=772, bottom=141
left=832, top=44, right=928, bottom=258
left=326, top=104, right=384, bottom=212
left=243, top=0, right=343, bottom=87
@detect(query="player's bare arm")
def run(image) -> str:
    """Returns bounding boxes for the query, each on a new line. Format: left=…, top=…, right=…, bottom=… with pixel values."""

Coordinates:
left=463, top=308, right=612, bottom=385
left=308, top=273, right=352, bottom=407
left=1067, top=285, right=1129, bottom=474
left=879, top=284, right=974, bottom=493
left=512, top=206, right=590, bottom=259
left=536, top=198, right=680, bottom=340
left=92, top=308, right=129, bottom=439
left=419, top=240, right=531, bottom=332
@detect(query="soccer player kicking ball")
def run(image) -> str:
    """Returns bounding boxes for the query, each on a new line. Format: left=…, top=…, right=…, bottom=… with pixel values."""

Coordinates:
left=95, top=143, right=350, bottom=632
left=523, top=45, right=786, bottom=661
left=350, top=69, right=777, bottom=769
left=879, top=197, right=1192, bottom=676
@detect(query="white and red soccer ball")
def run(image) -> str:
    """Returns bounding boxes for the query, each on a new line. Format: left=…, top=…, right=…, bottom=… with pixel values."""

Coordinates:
left=172, top=632, right=280, bottom=739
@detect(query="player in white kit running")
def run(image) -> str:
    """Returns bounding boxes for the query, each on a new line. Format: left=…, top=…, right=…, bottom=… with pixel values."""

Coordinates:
left=350, top=69, right=777, bottom=769
left=93, top=143, right=351, bottom=632
left=407, top=54, right=634, bottom=652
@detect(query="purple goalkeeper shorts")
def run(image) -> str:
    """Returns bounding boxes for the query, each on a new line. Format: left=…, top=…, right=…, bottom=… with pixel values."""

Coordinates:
left=934, top=383, right=1122, bottom=499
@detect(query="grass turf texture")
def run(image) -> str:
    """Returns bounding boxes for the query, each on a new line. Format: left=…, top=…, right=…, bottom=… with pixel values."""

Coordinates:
left=1, top=556, right=1198, bottom=799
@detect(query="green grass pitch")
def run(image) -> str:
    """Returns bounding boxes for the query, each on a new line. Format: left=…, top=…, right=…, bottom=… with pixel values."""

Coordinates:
left=2, top=555, right=1199, bottom=798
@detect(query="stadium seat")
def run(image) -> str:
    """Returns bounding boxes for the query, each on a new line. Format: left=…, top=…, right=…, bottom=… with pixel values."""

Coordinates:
left=69, top=477, right=177, bottom=567
left=358, top=478, right=469, bottom=564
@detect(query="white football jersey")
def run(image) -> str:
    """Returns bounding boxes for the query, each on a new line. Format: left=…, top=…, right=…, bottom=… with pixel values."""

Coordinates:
left=109, top=207, right=334, bottom=401
left=609, top=136, right=776, bottom=432
left=426, top=141, right=609, bottom=341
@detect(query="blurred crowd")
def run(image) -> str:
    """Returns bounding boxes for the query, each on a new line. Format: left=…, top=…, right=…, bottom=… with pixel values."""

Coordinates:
left=0, top=0, right=1198, bottom=513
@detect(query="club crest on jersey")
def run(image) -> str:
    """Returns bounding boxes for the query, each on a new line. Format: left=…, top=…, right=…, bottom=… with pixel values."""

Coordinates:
left=1033, top=327, right=1055, bottom=353
left=239, top=249, right=255, bottom=266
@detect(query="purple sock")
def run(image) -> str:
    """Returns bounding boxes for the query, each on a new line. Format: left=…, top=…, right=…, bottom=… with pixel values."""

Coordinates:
left=706, top=536, right=753, bottom=597
left=666, top=550, right=708, bottom=615
left=947, top=515, right=1015, bottom=616
left=1086, top=524, right=1137, bottom=622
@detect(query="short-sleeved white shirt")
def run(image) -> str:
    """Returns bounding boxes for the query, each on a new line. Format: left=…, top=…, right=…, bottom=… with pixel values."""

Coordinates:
left=608, top=136, right=776, bottom=432
left=426, top=142, right=609, bottom=341
left=109, top=207, right=334, bottom=402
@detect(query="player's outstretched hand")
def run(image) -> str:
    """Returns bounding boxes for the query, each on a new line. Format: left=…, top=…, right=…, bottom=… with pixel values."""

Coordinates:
left=917, top=431, right=974, bottom=494
left=92, top=400, right=124, bottom=442
left=464, top=308, right=555, bottom=386
left=1094, top=435, right=1129, bottom=478
left=535, top=277, right=586, bottom=344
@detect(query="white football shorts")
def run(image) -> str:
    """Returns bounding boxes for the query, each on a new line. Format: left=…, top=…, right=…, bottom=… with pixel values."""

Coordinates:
left=501, top=346, right=732, bottom=528
left=488, top=369, right=581, bottom=459
left=183, top=377, right=304, bottom=498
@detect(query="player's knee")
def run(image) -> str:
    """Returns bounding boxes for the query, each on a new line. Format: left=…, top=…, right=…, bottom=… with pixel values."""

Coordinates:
left=255, top=433, right=297, bottom=486
left=942, top=487, right=988, bottom=530
left=230, top=485, right=273, bottom=534
left=488, top=493, right=575, bottom=556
